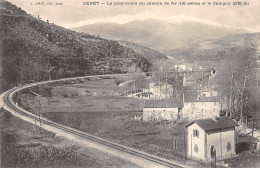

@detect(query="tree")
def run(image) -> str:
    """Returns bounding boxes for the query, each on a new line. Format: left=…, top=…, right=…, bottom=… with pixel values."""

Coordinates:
left=166, top=76, right=184, bottom=98
left=133, top=75, right=147, bottom=98
left=212, top=48, right=257, bottom=132
left=216, top=49, right=238, bottom=119
left=233, top=48, right=256, bottom=131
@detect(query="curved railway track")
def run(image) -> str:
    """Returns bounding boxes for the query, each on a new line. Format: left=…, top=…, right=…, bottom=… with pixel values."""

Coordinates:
left=0, top=75, right=188, bottom=168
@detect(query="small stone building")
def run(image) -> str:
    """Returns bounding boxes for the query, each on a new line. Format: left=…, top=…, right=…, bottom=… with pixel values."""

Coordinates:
left=183, top=93, right=220, bottom=120
left=185, top=117, right=237, bottom=161
left=143, top=99, right=183, bottom=122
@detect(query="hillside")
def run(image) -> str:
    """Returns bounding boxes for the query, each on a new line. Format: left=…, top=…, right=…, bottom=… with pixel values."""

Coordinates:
left=118, top=41, right=167, bottom=62
left=167, top=33, right=259, bottom=64
left=72, top=19, right=248, bottom=52
left=0, top=1, right=166, bottom=91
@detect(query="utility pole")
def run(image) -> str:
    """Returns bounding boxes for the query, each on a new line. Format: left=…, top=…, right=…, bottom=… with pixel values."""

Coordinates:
left=37, top=99, right=42, bottom=127
left=32, top=106, right=38, bottom=131
left=184, top=129, right=187, bottom=161
left=132, top=79, right=136, bottom=98
left=32, top=98, right=43, bottom=132
left=134, top=79, right=136, bottom=91
left=159, top=73, right=162, bottom=99
left=254, top=66, right=259, bottom=136
left=16, top=87, right=20, bottom=105
left=166, top=71, right=168, bottom=98
left=252, top=115, right=254, bottom=137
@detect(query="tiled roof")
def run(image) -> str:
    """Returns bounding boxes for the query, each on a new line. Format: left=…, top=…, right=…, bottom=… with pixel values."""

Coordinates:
left=144, top=98, right=183, bottom=108
left=185, top=117, right=238, bottom=132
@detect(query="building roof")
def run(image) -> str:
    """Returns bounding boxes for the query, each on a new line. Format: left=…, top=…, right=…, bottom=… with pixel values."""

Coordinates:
left=184, top=93, right=219, bottom=103
left=185, top=117, right=238, bottom=132
left=144, top=98, right=183, bottom=108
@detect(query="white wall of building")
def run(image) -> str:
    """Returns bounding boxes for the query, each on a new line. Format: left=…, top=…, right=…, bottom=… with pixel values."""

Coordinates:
left=187, top=123, right=206, bottom=160
left=183, top=102, right=220, bottom=120
left=207, top=129, right=236, bottom=160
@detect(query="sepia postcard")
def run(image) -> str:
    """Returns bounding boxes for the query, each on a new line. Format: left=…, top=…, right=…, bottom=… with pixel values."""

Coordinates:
left=0, top=0, right=259, bottom=168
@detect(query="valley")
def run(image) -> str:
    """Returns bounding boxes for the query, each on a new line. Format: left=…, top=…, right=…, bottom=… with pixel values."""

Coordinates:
left=1, top=0, right=259, bottom=168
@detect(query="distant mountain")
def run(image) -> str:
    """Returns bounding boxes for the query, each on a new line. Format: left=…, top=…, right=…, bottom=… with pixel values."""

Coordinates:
left=72, top=19, right=248, bottom=52
left=0, top=1, right=167, bottom=91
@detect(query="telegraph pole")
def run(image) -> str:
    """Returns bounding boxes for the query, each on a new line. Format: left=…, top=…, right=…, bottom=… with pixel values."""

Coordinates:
left=184, top=129, right=187, bottom=161
left=134, top=79, right=136, bottom=91
left=37, top=99, right=42, bottom=127
left=33, top=106, right=37, bottom=131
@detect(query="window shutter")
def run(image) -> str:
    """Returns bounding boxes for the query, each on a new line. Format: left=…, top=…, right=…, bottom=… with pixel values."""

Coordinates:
left=197, top=130, right=199, bottom=138
left=226, top=142, right=231, bottom=151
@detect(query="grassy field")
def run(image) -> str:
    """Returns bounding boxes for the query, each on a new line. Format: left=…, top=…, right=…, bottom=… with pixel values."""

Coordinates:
left=42, top=111, right=193, bottom=163
left=20, top=74, right=147, bottom=113
left=0, top=109, right=138, bottom=167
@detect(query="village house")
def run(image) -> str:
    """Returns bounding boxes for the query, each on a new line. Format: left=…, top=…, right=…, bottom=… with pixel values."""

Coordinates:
left=143, top=99, right=183, bottom=122
left=142, top=75, right=184, bottom=99
left=198, top=90, right=218, bottom=97
left=182, top=93, right=220, bottom=120
left=185, top=117, right=238, bottom=161
left=148, top=82, right=174, bottom=99
left=143, top=92, right=221, bottom=122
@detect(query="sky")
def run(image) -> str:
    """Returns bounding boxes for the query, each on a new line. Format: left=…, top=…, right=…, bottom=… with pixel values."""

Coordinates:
left=6, top=0, right=260, bottom=31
